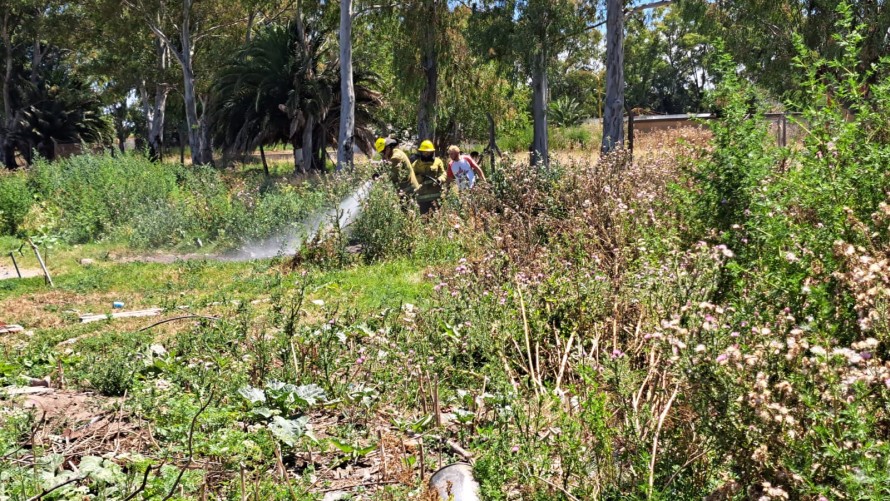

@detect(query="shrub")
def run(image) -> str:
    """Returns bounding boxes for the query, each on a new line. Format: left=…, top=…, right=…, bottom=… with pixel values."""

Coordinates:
left=0, top=173, right=33, bottom=236
left=16, top=152, right=363, bottom=250
left=29, top=153, right=178, bottom=243
left=349, top=181, right=418, bottom=262
left=87, top=352, right=135, bottom=397
left=548, top=96, right=584, bottom=127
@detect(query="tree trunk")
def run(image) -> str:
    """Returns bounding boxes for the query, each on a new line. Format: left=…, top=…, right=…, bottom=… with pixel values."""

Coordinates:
left=301, top=116, right=315, bottom=173
left=486, top=112, right=501, bottom=171
left=177, top=0, right=211, bottom=166
left=142, top=83, right=169, bottom=162
left=337, top=0, right=355, bottom=171
left=1, top=11, right=16, bottom=169
left=245, top=10, right=256, bottom=44
left=292, top=138, right=300, bottom=173
left=531, top=50, right=549, bottom=167
left=181, top=66, right=203, bottom=165
left=179, top=122, right=187, bottom=164
left=198, top=95, right=213, bottom=164
left=260, top=143, right=269, bottom=177
left=602, top=0, right=625, bottom=153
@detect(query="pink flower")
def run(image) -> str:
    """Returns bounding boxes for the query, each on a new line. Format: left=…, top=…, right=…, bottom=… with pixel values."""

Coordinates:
left=356, top=357, right=366, bottom=365
left=511, top=445, right=519, bottom=453
left=611, top=349, right=624, bottom=359
left=716, top=354, right=728, bottom=364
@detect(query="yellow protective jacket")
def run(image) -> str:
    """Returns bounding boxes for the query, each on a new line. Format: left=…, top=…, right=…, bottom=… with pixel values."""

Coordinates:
left=412, top=157, right=448, bottom=202
left=388, top=148, right=420, bottom=195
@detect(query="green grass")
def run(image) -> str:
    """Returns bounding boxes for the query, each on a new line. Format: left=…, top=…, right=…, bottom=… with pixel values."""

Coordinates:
left=314, top=258, right=431, bottom=311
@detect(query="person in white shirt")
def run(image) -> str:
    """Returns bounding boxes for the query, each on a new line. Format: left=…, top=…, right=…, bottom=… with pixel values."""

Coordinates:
left=447, top=145, right=486, bottom=190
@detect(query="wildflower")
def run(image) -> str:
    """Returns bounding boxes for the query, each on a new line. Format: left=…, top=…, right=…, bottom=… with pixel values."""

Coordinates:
left=716, top=354, right=728, bottom=364
left=730, top=331, right=740, bottom=338
left=511, top=445, right=519, bottom=453
left=810, top=346, right=827, bottom=356
left=695, top=344, right=706, bottom=353
left=356, top=356, right=366, bottom=365
left=611, top=349, right=624, bottom=359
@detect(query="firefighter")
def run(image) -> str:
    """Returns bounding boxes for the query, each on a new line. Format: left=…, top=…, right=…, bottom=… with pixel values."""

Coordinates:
left=376, top=137, right=419, bottom=201
left=411, top=140, right=448, bottom=214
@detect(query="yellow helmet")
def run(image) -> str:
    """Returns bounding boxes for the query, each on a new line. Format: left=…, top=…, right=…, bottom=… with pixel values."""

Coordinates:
left=418, top=140, right=435, bottom=152
left=375, top=137, right=387, bottom=153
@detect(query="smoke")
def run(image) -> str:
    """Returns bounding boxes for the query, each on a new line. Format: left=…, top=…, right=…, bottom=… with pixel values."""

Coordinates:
left=221, top=180, right=374, bottom=262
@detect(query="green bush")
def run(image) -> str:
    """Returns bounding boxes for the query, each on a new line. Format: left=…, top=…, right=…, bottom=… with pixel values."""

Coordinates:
left=29, top=153, right=179, bottom=243
left=548, top=96, right=584, bottom=127
left=499, top=124, right=595, bottom=152
left=0, top=173, right=33, bottom=236
left=349, top=181, right=417, bottom=262
left=86, top=352, right=135, bottom=397
left=15, top=153, right=358, bottom=250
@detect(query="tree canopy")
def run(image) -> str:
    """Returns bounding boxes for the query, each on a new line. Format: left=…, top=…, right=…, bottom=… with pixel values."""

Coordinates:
left=2, top=0, right=884, bottom=169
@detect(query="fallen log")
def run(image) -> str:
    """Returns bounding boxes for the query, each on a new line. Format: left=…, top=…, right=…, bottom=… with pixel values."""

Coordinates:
left=79, top=308, right=163, bottom=324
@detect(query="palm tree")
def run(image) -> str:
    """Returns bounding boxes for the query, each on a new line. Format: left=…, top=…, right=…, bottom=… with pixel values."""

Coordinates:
left=2, top=48, right=112, bottom=166
left=212, top=21, right=382, bottom=174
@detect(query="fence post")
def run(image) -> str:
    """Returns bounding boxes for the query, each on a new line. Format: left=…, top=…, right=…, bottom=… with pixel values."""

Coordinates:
left=627, top=111, right=635, bottom=159
left=782, top=112, right=788, bottom=148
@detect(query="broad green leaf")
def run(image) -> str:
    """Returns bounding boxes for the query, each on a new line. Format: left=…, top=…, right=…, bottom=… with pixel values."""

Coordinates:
left=329, top=438, right=356, bottom=454
left=79, top=455, right=124, bottom=484
left=294, top=384, right=326, bottom=407
left=238, top=385, right=267, bottom=405
left=268, top=416, right=308, bottom=447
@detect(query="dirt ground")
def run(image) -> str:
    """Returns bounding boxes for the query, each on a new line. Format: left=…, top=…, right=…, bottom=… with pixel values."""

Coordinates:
left=0, top=264, right=43, bottom=280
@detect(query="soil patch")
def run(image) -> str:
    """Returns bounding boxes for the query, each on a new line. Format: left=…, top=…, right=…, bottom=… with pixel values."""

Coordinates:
left=0, top=264, right=42, bottom=280
left=1, top=386, right=152, bottom=460
left=112, top=252, right=218, bottom=264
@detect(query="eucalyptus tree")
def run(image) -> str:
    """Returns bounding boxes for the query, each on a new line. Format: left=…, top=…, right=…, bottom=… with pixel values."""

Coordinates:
left=338, top=0, right=355, bottom=170
left=121, top=0, right=250, bottom=165
left=623, top=5, right=712, bottom=114
left=601, top=0, right=672, bottom=153
left=685, top=0, right=890, bottom=101
left=472, top=0, right=598, bottom=166
left=384, top=0, right=452, bottom=143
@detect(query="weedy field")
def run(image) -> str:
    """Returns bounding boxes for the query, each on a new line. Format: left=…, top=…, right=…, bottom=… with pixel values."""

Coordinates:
left=2, top=50, right=890, bottom=500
